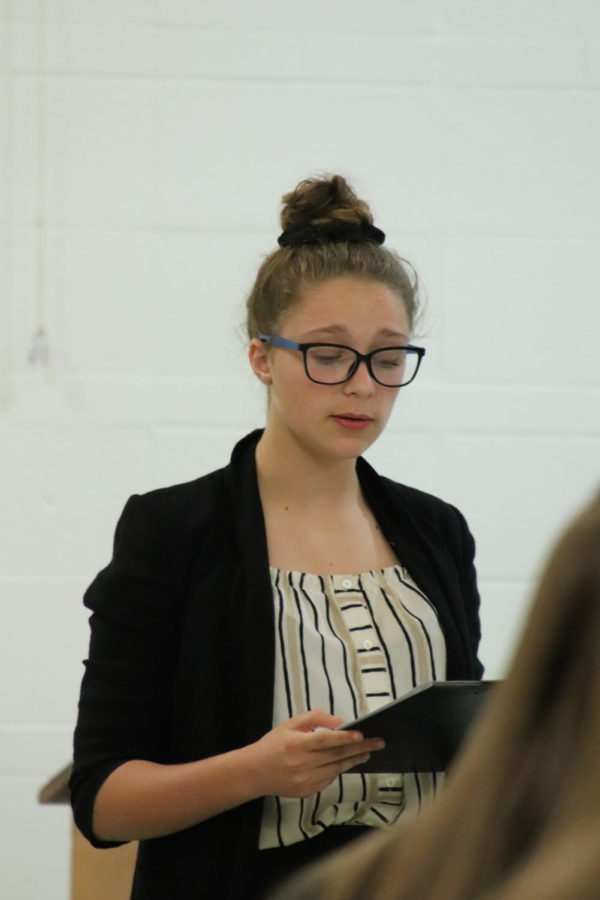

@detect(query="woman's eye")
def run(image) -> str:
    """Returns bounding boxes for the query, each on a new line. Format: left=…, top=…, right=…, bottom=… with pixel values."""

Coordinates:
left=378, top=357, right=403, bottom=368
left=313, top=351, right=345, bottom=365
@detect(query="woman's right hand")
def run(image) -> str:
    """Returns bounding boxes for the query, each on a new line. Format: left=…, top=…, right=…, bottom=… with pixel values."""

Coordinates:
left=247, top=710, right=385, bottom=799
left=91, top=711, right=384, bottom=843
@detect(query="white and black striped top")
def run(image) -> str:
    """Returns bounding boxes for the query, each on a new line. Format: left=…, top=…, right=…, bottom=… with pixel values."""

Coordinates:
left=259, top=565, right=447, bottom=849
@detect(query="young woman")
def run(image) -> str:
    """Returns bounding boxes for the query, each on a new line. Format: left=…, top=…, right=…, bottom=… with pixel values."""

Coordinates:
left=70, top=175, right=483, bottom=900
left=271, top=490, right=600, bottom=900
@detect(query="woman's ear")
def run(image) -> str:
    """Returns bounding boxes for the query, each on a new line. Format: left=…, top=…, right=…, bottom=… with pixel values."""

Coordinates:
left=248, top=338, right=273, bottom=385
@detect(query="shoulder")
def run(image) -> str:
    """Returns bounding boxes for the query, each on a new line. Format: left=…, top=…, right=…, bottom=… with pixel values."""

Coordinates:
left=381, top=476, right=468, bottom=529
left=128, top=428, right=262, bottom=529
left=136, top=464, right=229, bottom=521
left=359, top=456, right=470, bottom=539
left=107, top=430, right=264, bottom=566
left=108, top=465, right=233, bottom=571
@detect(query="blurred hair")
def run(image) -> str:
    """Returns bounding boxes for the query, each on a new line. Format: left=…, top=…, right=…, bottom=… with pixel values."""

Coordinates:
left=245, top=174, right=419, bottom=339
left=274, top=489, right=600, bottom=900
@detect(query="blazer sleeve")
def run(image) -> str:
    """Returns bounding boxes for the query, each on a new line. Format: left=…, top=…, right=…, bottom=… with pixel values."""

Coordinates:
left=69, top=494, right=182, bottom=848
left=451, top=503, right=484, bottom=679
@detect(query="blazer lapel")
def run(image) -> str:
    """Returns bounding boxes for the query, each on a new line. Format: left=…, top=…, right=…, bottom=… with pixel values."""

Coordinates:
left=357, top=457, right=473, bottom=679
left=227, top=430, right=276, bottom=740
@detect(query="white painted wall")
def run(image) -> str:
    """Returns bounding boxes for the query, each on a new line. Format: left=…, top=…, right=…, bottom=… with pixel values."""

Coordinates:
left=1, top=1, right=599, bottom=896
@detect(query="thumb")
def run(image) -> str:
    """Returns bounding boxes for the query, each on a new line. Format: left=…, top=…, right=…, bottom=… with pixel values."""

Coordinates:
left=289, top=709, right=345, bottom=733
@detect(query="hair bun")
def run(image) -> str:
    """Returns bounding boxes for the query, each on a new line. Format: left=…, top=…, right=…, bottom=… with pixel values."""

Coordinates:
left=280, top=174, right=374, bottom=231
left=246, top=173, right=418, bottom=340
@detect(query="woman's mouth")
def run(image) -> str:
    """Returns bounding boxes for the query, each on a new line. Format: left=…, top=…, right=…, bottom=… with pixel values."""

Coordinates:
left=331, top=414, right=373, bottom=431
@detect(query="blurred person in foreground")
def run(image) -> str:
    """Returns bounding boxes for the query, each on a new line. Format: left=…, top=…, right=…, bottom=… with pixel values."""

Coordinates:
left=270, top=490, right=600, bottom=900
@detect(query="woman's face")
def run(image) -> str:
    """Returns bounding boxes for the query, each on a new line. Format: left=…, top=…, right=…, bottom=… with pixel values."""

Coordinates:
left=249, top=276, right=411, bottom=463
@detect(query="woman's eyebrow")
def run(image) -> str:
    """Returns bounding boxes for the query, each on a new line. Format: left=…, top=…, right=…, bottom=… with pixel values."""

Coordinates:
left=301, top=325, right=408, bottom=340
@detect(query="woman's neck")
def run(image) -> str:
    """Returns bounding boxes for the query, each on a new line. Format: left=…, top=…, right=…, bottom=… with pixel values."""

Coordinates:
left=255, top=427, right=361, bottom=511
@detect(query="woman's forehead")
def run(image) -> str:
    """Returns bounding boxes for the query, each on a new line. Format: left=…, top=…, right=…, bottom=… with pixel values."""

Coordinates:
left=283, top=277, right=410, bottom=337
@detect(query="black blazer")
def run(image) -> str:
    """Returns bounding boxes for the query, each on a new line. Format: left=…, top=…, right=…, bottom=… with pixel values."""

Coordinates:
left=70, top=429, right=483, bottom=900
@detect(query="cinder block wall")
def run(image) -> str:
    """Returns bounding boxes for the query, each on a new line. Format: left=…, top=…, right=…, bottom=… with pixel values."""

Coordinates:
left=1, top=2, right=599, bottom=896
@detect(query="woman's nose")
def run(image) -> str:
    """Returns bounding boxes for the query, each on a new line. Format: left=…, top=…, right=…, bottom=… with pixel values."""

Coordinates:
left=342, top=359, right=376, bottom=395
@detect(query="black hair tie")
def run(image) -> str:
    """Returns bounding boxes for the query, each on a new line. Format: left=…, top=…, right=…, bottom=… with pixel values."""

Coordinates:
left=278, top=221, right=385, bottom=247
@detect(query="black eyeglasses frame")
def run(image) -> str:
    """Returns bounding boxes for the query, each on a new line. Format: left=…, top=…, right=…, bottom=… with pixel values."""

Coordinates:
left=259, top=334, right=425, bottom=388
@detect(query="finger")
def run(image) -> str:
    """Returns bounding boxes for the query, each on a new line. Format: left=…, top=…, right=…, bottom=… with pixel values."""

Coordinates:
left=308, top=728, right=364, bottom=750
left=317, top=752, right=373, bottom=782
left=314, top=738, right=385, bottom=767
left=339, top=738, right=384, bottom=761
left=309, top=729, right=385, bottom=754
left=288, top=710, right=345, bottom=732
left=341, top=753, right=371, bottom=773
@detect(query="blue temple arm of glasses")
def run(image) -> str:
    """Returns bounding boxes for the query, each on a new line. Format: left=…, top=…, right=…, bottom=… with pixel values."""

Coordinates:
left=259, top=335, right=301, bottom=350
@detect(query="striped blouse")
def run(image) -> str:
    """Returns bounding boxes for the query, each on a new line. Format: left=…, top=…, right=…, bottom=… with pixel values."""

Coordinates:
left=259, top=565, right=447, bottom=849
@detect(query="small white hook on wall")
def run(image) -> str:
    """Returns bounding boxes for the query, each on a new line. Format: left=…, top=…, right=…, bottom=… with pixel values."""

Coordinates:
left=28, top=326, right=51, bottom=367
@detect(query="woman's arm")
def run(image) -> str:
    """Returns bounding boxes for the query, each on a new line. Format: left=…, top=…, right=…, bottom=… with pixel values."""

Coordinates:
left=72, top=493, right=385, bottom=845
left=455, top=506, right=484, bottom=678
left=93, top=710, right=384, bottom=842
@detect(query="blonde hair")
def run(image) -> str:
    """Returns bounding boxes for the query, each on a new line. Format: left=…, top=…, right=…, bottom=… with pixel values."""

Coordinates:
left=245, top=174, right=419, bottom=339
left=280, top=490, right=600, bottom=900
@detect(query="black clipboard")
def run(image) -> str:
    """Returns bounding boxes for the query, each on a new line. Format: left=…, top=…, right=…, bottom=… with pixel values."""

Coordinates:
left=340, top=680, right=497, bottom=773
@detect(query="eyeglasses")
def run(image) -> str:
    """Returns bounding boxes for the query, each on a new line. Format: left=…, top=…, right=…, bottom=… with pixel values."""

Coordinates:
left=259, top=335, right=425, bottom=387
